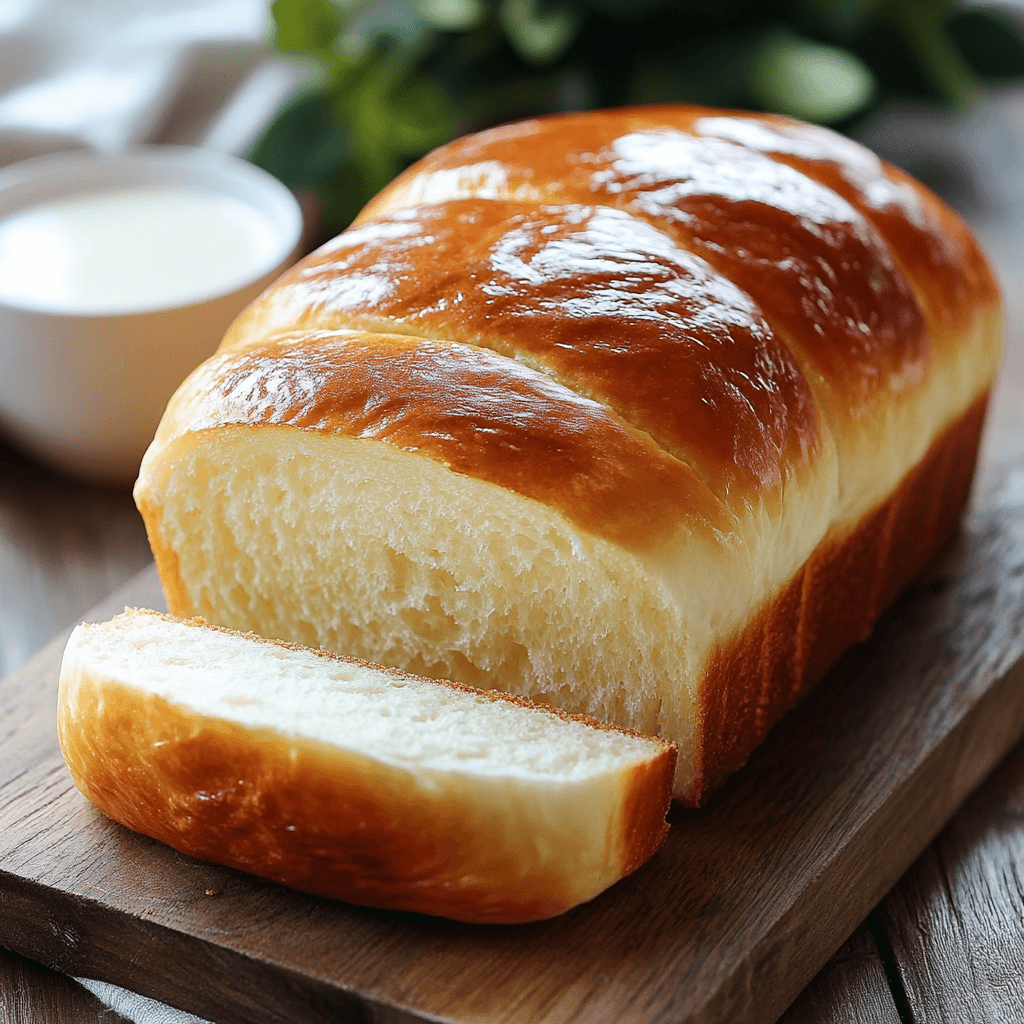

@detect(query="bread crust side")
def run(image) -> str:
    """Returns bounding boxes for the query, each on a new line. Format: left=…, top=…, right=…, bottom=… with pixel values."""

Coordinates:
left=689, top=389, right=989, bottom=803
left=57, top=618, right=677, bottom=924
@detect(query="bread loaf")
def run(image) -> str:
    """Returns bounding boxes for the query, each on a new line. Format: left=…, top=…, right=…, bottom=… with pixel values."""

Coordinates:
left=134, top=105, right=1003, bottom=804
left=58, top=609, right=675, bottom=923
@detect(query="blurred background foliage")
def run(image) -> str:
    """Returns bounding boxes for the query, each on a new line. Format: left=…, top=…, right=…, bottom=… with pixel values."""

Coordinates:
left=249, top=0, right=1024, bottom=227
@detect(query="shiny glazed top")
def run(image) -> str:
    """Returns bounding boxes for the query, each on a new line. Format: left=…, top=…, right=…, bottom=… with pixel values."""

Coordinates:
left=229, top=199, right=819, bottom=504
left=363, top=105, right=997, bottom=344
left=177, top=106, right=999, bottom=550
left=156, top=330, right=727, bottom=547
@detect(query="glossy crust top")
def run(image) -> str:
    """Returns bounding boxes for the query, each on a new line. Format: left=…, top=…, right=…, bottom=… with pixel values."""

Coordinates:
left=151, top=330, right=728, bottom=549
left=226, top=200, right=819, bottom=506
left=357, top=108, right=1000, bottom=466
left=360, top=105, right=997, bottom=343
left=155, top=105, right=1000, bottom=554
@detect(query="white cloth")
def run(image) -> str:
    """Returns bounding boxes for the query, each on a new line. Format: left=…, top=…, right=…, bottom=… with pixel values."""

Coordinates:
left=76, top=977, right=215, bottom=1024
left=0, top=0, right=306, bottom=166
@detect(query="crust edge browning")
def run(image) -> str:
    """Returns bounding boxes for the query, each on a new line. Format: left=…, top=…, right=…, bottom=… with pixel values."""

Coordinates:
left=691, top=390, right=989, bottom=803
left=57, top=620, right=677, bottom=924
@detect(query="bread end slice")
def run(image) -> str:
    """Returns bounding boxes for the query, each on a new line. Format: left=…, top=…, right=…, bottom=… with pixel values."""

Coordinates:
left=57, top=609, right=676, bottom=923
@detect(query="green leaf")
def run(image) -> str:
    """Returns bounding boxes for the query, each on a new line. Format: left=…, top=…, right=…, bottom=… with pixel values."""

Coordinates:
left=272, top=0, right=343, bottom=55
left=322, top=160, right=371, bottom=229
left=895, top=0, right=979, bottom=106
left=750, top=29, right=877, bottom=124
left=258, top=0, right=1024, bottom=232
left=248, top=91, right=350, bottom=188
left=415, top=0, right=486, bottom=31
left=499, top=0, right=580, bottom=64
left=629, top=32, right=765, bottom=107
left=460, top=70, right=590, bottom=126
left=582, top=0, right=685, bottom=21
left=798, top=0, right=878, bottom=41
left=387, top=77, right=458, bottom=154
left=949, top=8, right=1024, bottom=80
left=345, top=0, right=433, bottom=56
left=345, top=62, right=455, bottom=172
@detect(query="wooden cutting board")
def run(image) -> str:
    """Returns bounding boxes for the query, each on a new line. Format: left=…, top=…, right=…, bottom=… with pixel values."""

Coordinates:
left=2, top=460, right=1024, bottom=1024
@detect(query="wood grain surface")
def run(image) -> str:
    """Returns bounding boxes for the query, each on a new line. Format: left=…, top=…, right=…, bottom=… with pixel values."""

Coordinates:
left=879, top=727, right=1024, bottom=1021
left=0, top=946, right=130, bottom=1024
left=2, top=459, right=1024, bottom=1024
left=0, top=442, right=156, bottom=1020
left=777, top=923, right=900, bottom=1024
left=0, top=443, right=152, bottom=681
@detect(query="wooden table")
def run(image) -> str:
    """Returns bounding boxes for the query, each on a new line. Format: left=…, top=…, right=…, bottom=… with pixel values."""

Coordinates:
left=3, top=231, right=1024, bottom=1024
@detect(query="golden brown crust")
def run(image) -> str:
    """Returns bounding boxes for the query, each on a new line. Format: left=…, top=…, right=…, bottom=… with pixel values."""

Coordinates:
left=617, top=754, right=674, bottom=876
left=360, top=107, right=1000, bottom=485
left=688, top=390, right=988, bottom=803
left=682, top=108, right=1000, bottom=338
left=225, top=198, right=823, bottom=508
left=360, top=107, right=934, bottom=430
left=58, top=617, right=677, bottom=923
left=60, top=679, right=562, bottom=922
left=147, top=331, right=730, bottom=550
left=157, top=104, right=1002, bottom=554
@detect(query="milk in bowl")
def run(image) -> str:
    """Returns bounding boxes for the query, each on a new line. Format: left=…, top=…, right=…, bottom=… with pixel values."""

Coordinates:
left=0, top=148, right=302, bottom=482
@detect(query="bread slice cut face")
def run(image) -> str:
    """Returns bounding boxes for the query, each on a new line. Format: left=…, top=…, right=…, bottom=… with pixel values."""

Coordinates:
left=57, top=609, right=677, bottom=924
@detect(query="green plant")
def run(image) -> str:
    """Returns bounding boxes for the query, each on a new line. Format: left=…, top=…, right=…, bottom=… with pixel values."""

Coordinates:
left=250, top=0, right=1024, bottom=227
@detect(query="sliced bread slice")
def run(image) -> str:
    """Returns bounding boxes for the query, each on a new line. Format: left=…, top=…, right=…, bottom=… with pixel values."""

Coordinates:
left=57, top=609, right=676, bottom=923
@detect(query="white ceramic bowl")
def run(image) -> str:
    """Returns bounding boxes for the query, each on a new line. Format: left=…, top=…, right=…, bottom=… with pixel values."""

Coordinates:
left=0, top=147, right=303, bottom=484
